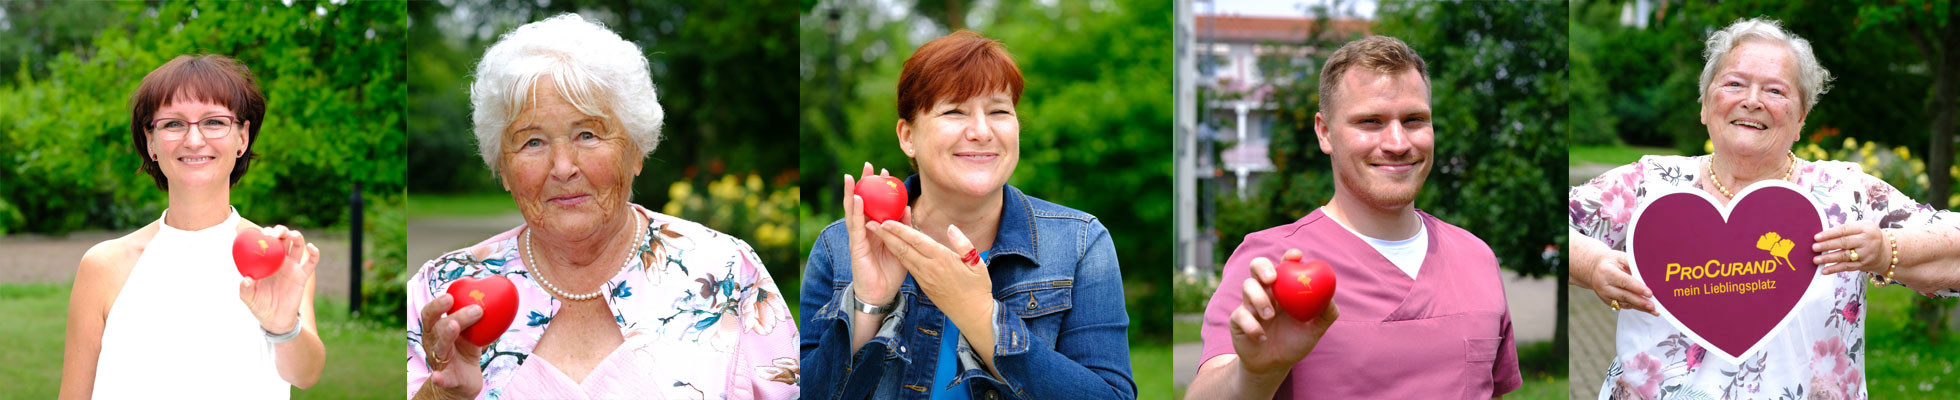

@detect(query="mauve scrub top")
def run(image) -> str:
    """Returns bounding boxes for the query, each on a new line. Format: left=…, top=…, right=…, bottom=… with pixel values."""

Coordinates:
left=1201, top=208, right=1523, bottom=399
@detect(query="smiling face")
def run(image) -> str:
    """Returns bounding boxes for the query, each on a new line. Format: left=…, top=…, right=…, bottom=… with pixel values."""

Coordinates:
left=148, top=97, right=248, bottom=191
left=499, top=78, right=642, bottom=243
left=1315, top=68, right=1434, bottom=211
left=899, top=90, right=1021, bottom=199
left=1701, top=40, right=1806, bottom=160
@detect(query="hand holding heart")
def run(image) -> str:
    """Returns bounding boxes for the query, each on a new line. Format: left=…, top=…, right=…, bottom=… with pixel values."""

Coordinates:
left=1813, top=221, right=1887, bottom=276
left=1228, top=249, right=1341, bottom=376
left=1589, top=250, right=1658, bottom=316
left=844, top=162, right=910, bottom=306
left=866, top=220, right=993, bottom=328
left=417, top=293, right=486, bottom=398
left=236, top=225, right=320, bottom=334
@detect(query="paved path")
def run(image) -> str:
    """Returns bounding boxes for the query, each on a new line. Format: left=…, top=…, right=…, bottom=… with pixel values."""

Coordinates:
left=404, top=213, right=526, bottom=270
left=1570, top=162, right=1618, bottom=186
left=1172, top=269, right=1562, bottom=390
left=0, top=229, right=359, bottom=301
left=1568, top=286, right=1612, bottom=399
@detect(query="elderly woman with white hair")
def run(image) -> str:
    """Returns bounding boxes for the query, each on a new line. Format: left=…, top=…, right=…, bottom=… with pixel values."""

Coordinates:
left=1569, top=17, right=1960, bottom=399
left=405, top=14, right=798, bottom=400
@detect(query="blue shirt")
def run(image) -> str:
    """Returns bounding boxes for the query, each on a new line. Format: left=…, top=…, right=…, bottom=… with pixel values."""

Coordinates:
left=930, top=249, right=989, bottom=400
left=799, top=178, right=1137, bottom=400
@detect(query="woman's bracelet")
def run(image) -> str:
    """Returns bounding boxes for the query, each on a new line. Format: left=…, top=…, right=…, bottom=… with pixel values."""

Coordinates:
left=1871, top=229, right=1900, bottom=288
left=265, top=312, right=303, bottom=343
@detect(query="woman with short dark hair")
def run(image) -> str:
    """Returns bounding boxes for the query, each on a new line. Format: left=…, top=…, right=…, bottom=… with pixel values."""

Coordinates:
left=61, top=54, right=326, bottom=399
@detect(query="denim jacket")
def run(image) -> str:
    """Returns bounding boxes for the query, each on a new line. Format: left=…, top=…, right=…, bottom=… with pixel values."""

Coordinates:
left=799, top=178, right=1135, bottom=400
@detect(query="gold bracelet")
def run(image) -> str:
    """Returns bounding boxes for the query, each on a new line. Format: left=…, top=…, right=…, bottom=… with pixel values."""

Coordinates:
left=1871, top=229, right=1900, bottom=288
left=1886, top=229, right=1899, bottom=280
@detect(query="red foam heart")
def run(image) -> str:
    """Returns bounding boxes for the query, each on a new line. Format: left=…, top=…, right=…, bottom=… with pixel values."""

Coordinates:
left=1273, top=257, right=1337, bottom=321
left=446, top=275, right=519, bottom=347
left=1628, top=182, right=1824, bottom=363
left=232, top=230, right=285, bottom=280
left=855, top=175, right=908, bottom=223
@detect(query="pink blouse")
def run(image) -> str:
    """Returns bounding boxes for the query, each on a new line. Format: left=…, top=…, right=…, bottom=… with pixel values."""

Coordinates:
left=1571, top=156, right=1960, bottom=399
left=405, top=205, right=799, bottom=399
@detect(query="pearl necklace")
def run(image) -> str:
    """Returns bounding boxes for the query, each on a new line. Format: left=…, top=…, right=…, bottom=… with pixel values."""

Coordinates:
left=524, top=212, right=644, bottom=301
left=1708, top=152, right=1796, bottom=198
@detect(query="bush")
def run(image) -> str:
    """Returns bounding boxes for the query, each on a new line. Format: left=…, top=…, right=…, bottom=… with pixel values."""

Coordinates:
left=661, top=171, right=803, bottom=310
left=357, top=193, right=409, bottom=325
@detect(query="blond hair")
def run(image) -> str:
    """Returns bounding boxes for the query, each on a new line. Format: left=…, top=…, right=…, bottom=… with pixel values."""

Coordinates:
left=1318, top=35, right=1429, bottom=112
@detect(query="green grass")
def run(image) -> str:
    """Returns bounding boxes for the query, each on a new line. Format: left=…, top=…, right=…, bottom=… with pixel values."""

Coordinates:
left=1570, top=144, right=1679, bottom=166
left=0, top=283, right=401, bottom=399
left=0, top=284, right=70, bottom=397
left=1132, top=343, right=1173, bottom=400
left=406, top=192, right=518, bottom=218
left=1173, top=319, right=1203, bottom=344
left=1513, top=340, right=1569, bottom=399
left=1865, top=285, right=1960, bottom=397
left=298, top=298, right=405, bottom=399
left=1510, top=375, right=1569, bottom=400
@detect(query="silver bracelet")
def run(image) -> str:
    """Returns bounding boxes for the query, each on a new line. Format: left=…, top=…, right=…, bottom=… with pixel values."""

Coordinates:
left=265, top=312, right=303, bottom=343
left=850, top=285, right=895, bottom=315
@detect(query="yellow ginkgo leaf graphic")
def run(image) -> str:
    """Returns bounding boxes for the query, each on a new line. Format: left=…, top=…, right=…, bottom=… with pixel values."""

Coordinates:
left=1770, top=239, right=1795, bottom=259
left=1756, top=232, right=1783, bottom=251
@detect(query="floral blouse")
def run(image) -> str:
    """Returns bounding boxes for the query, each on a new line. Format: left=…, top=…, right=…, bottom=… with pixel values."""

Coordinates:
left=1571, top=155, right=1959, bottom=400
left=406, top=204, right=799, bottom=399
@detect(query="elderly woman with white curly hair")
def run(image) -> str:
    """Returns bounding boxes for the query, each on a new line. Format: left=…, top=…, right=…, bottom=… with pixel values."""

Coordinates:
left=406, top=14, right=799, bottom=400
left=1569, top=17, right=1960, bottom=399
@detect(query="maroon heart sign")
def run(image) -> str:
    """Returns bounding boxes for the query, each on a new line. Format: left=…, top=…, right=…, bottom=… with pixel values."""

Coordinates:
left=1626, top=181, right=1825, bottom=363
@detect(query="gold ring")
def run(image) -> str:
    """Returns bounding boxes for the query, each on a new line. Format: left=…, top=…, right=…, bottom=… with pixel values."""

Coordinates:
left=427, top=349, right=449, bottom=371
left=1610, top=300, right=1621, bottom=311
left=1849, top=249, right=1859, bottom=262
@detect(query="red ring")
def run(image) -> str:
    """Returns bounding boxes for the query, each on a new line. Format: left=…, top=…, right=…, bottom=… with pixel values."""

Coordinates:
left=961, top=248, right=981, bottom=266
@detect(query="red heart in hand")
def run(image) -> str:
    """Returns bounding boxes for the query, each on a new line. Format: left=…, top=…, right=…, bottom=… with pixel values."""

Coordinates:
left=1272, top=257, right=1337, bottom=321
left=232, top=230, right=285, bottom=280
left=855, top=175, right=908, bottom=223
left=446, top=275, right=519, bottom=347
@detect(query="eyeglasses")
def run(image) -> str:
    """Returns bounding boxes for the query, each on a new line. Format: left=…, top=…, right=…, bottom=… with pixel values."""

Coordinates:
left=149, top=116, right=243, bottom=140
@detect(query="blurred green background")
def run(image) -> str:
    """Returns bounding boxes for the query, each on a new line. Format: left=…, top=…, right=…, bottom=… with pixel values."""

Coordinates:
left=1567, top=0, right=1960, bottom=397
left=799, top=0, right=1174, bottom=396
left=0, top=1, right=405, bottom=398
left=403, top=0, right=801, bottom=312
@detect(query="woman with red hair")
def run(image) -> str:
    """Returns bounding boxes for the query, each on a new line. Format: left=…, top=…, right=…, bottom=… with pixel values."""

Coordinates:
left=799, top=30, right=1136, bottom=399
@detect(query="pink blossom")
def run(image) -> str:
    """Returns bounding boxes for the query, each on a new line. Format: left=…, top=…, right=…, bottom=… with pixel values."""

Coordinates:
left=1616, top=353, right=1664, bottom=399
left=1685, top=344, right=1706, bottom=371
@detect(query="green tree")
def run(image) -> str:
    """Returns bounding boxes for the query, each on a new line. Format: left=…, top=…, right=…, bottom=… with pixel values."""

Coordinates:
left=1854, top=0, right=1959, bottom=210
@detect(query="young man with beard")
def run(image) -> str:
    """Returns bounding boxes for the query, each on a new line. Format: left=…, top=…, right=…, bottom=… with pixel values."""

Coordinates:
left=1185, top=36, right=1521, bottom=399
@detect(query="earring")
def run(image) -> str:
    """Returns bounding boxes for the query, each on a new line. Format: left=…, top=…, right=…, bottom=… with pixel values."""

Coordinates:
left=150, top=154, right=158, bottom=161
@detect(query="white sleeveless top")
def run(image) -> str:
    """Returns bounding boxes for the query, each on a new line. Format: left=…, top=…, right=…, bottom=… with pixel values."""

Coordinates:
left=94, top=210, right=289, bottom=399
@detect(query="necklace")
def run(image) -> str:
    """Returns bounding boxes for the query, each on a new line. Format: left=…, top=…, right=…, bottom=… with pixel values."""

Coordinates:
left=524, top=211, right=645, bottom=301
left=1708, top=152, right=1796, bottom=198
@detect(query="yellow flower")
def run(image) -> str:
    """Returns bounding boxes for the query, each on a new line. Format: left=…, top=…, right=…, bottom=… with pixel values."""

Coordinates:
left=674, top=180, right=694, bottom=198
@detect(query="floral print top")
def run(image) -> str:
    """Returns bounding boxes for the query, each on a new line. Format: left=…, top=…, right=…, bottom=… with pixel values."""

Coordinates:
left=406, top=204, right=800, bottom=399
left=1571, top=155, right=1960, bottom=400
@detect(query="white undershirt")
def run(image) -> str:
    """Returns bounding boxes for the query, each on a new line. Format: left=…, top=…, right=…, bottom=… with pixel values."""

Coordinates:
left=1326, top=208, right=1429, bottom=279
